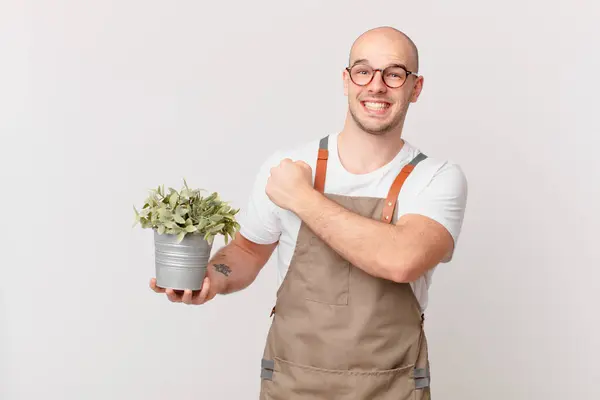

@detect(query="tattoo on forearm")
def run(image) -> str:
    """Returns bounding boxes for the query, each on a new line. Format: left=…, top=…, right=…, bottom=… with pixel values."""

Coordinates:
left=213, top=263, right=231, bottom=276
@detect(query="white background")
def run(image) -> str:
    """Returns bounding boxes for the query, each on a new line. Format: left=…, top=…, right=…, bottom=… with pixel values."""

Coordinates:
left=1, top=1, right=599, bottom=399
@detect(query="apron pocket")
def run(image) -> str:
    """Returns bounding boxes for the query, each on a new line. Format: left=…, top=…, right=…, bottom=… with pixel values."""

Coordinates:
left=265, top=356, right=417, bottom=400
left=303, top=235, right=350, bottom=305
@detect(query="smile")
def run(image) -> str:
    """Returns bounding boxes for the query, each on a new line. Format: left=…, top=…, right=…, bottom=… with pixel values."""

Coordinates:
left=361, top=101, right=391, bottom=115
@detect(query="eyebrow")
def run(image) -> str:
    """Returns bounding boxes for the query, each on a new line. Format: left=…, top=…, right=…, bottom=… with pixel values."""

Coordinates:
left=349, top=59, right=408, bottom=70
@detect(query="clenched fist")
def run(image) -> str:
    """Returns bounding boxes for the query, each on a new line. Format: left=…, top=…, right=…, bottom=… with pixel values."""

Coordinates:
left=265, top=158, right=315, bottom=212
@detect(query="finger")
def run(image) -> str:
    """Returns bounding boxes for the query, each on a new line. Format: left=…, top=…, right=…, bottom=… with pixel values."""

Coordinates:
left=296, top=160, right=311, bottom=170
left=182, top=289, right=193, bottom=304
left=150, top=278, right=166, bottom=293
left=194, top=277, right=211, bottom=304
left=165, top=288, right=182, bottom=303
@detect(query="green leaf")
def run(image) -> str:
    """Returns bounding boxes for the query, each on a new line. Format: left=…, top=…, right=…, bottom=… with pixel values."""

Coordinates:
left=177, top=231, right=186, bottom=243
left=158, top=225, right=166, bottom=234
left=219, top=205, right=231, bottom=214
left=158, top=212, right=173, bottom=223
left=174, top=214, right=185, bottom=224
left=209, top=214, right=223, bottom=222
left=205, top=192, right=217, bottom=202
left=209, top=223, right=225, bottom=234
left=164, top=221, right=177, bottom=229
left=196, top=219, right=209, bottom=230
left=167, top=193, right=177, bottom=208
left=185, top=225, right=197, bottom=233
left=174, top=205, right=188, bottom=217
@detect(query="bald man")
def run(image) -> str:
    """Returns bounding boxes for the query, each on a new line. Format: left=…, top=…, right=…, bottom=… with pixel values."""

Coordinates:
left=151, top=26, right=468, bottom=399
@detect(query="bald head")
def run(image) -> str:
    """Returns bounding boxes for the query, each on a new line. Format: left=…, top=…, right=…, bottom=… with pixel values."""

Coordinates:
left=349, top=26, right=419, bottom=73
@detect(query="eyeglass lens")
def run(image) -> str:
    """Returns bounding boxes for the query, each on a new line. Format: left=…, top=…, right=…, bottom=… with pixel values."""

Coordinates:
left=349, top=65, right=407, bottom=88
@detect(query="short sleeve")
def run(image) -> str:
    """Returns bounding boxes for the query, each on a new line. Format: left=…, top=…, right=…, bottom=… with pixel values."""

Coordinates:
left=237, top=151, right=283, bottom=245
left=402, top=161, right=468, bottom=262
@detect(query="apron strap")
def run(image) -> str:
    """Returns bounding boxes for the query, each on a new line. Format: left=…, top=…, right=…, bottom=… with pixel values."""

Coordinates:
left=314, top=136, right=329, bottom=193
left=313, top=135, right=427, bottom=222
left=381, top=152, right=428, bottom=223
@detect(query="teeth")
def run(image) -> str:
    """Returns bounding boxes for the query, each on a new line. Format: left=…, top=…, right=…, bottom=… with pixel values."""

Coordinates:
left=364, top=102, right=389, bottom=110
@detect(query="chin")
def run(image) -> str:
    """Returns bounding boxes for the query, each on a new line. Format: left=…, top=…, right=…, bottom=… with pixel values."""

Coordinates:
left=358, top=120, right=396, bottom=135
left=349, top=101, right=406, bottom=136
left=363, top=125, right=395, bottom=135
left=350, top=110, right=396, bottom=135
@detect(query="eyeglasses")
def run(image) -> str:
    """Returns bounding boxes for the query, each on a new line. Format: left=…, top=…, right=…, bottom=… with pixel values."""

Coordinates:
left=345, top=64, right=418, bottom=88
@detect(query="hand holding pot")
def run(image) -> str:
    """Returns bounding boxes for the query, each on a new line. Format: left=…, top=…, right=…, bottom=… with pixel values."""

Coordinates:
left=150, top=273, right=221, bottom=305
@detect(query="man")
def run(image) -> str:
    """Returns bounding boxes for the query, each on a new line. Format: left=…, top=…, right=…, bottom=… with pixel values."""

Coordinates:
left=151, top=26, right=468, bottom=399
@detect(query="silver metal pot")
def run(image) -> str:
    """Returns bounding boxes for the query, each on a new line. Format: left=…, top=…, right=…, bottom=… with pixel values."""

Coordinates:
left=154, top=230, right=213, bottom=290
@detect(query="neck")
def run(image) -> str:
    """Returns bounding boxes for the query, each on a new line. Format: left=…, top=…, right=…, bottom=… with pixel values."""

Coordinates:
left=337, top=114, right=405, bottom=175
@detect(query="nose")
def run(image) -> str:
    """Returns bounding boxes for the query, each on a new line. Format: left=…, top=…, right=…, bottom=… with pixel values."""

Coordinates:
left=368, top=70, right=387, bottom=93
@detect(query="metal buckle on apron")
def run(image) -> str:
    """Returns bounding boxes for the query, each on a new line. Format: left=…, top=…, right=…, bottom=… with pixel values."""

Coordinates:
left=414, top=366, right=430, bottom=389
left=261, top=359, right=274, bottom=380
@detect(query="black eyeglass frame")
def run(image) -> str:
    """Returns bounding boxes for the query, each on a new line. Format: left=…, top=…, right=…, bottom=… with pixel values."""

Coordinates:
left=345, top=64, right=419, bottom=89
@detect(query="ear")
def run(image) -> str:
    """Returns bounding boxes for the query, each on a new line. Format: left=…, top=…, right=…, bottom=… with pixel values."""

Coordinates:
left=410, top=76, right=424, bottom=103
left=343, top=69, right=349, bottom=96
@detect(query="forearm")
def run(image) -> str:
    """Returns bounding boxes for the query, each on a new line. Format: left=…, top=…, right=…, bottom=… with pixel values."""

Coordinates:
left=294, top=190, right=406, bottom=281
left=267, top=159, right=458, bottom=284
left=295, top=191, right=438, bottom=282
left=207, top=241, right=264, bottom=294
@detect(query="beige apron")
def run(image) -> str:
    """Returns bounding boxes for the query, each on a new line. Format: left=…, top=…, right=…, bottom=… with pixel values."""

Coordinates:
left=259, top=135, right=431, bottom=399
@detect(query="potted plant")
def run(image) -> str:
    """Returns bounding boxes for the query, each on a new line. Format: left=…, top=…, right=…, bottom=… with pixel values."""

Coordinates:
left=133, top=179, right=240, bottom=291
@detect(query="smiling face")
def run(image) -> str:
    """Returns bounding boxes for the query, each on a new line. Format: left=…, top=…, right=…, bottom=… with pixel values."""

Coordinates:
left=343, top=28, right=423, bottom=136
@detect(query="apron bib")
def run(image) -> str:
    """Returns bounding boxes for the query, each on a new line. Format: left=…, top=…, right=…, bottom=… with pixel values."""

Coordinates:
left=259, top=135, right=431, bottom=399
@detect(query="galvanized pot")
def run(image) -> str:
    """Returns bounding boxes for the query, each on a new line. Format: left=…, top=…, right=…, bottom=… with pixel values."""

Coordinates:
left=154, top=230, right=213, bottom=290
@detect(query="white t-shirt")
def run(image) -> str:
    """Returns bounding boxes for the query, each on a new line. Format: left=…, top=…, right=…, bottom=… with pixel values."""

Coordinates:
left=238, top=132, right=468, bottom=312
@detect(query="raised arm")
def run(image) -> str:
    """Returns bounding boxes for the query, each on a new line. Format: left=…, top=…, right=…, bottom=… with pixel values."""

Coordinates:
left=265, top=158, right=468, bottom=283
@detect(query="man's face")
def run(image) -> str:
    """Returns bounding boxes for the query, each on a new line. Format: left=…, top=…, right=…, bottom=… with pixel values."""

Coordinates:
left=343, top=39, right=422, bottom=136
